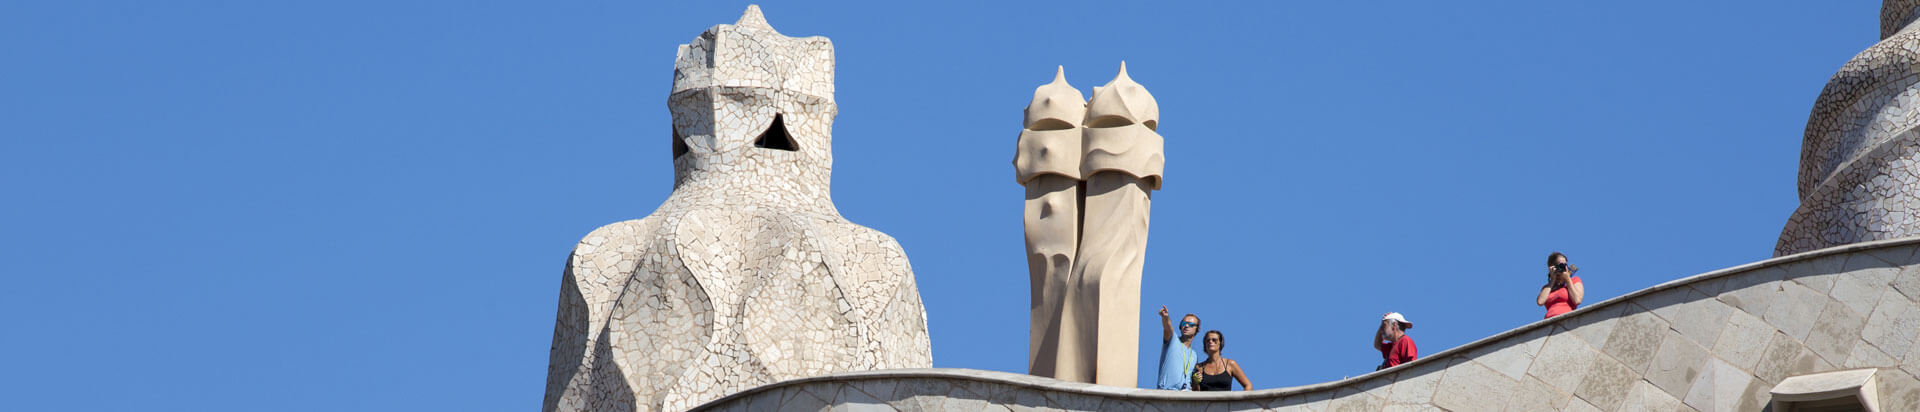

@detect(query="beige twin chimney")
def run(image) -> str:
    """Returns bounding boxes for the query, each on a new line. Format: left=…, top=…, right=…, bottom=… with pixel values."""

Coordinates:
left=1016, top=64, right=1164, bottom=386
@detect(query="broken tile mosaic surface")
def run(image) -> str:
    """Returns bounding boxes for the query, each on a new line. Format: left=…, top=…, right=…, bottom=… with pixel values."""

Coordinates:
left=542, top=6, right=931, bottom=412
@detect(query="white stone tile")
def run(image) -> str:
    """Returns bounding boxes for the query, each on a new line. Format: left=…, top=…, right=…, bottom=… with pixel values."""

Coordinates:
left=1223, top=401, right=1266, bottom=412
left=1325, top=384, right=1383, bottom=412
left=1561, top=396, right=1604, bottom=412
left=1377, top=404, right=1442, bottom=412
left=1712, top=309, right=1776, bottom=370
left=1717, top=266, right=1786, bottom=317
left=1562, top=304, right=1622, bottom=350
left=1638, top=287, right=1691, bottom=317
left=1682, top=358, right=1753, bottom=412
left=1432, top=360, right=1515, bottom=412
left=1864, top=289, right=1920, bottom=360
left=1833, top=264, right=1897, bottom=316
left=1527, top=333, right=1599, bottom=393
left=1385, top=359, right=1447, bottom=405
left=1865, top=244, right=1918, bottom=266
left=1793, top=255, right=1846, bottom=294
left=1645, top=329, right=1709, bottom=399
left=1653, top=288, right=1734, bottom=348
left=1806, top=299, right=1870, bottom=366
left=1764, top=280, right=1829, bottom=341
left=1572, top=350, right=1638, bottom=411
left=1618, top=379, right=1688, bottom=412
left=1845, top=340, right=1898, bottom=371
left=1603, top=304, right=1671, bottom=374
left=1504, top=375, right=1570, bottom=412
left=1894, top=265, right=1920, bottom=302
left=1465, top=326, right=1549, bottom=381
left=1877, top=367, right=1920, bottom=412
left=1272, top=390, right=1333, bottom=412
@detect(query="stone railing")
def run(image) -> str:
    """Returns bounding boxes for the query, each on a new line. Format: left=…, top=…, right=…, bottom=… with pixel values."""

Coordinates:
left=693, top=238, right=1920, bottom=411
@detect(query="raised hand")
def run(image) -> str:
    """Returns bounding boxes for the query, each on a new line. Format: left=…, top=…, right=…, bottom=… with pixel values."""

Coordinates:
left=1159, top=305, right=1174, bottom=341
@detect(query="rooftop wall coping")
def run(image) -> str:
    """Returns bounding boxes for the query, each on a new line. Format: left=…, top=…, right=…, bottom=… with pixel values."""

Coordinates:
left=693, top=236, right=1920, bottom=407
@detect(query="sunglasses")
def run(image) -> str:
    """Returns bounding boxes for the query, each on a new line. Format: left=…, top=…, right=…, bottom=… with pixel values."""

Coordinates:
left=1179, top=322, right=1198, bottom=328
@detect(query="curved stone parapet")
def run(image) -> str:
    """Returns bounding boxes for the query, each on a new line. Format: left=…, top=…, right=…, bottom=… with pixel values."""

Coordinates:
left=696, top=238, right=1920, bottom=411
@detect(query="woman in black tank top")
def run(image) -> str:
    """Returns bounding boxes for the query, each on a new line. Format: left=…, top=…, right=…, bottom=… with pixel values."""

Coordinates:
left=1196, top=365, right=1234, bottom=391
left=1191, top=330, right=1252, bottom=391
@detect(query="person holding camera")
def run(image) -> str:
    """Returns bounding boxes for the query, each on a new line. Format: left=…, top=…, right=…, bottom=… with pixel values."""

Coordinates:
left=1535, top=251, right=1584, bottom=318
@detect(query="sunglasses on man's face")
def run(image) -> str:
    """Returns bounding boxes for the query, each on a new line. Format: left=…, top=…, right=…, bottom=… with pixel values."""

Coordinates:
left=1179, top=322, right=1197, bottom=328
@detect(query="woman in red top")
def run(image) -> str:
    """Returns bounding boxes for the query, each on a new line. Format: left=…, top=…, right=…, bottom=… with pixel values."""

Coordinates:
left=1536, top=252, right=1584, bottom=318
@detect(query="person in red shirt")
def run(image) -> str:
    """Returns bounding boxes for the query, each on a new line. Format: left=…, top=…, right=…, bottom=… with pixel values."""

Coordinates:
left=1536, top=251, right=1584, bottom=319
left=1374, top=312, right=1417, bottom=370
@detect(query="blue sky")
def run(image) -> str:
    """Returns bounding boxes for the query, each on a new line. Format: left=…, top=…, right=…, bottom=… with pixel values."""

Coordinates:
left=0, top=1, right=1883, bottom=410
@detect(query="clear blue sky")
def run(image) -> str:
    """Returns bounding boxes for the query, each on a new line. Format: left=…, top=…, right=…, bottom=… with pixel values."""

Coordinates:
left=0, top=1, right=1882, bottom=410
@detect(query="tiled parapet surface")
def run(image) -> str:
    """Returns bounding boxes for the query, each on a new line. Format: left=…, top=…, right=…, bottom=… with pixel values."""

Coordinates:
left=696, top=238, right=1920, bottom=411
left=541, top=6, right=932, bottom=412
left=1778, top=4, right=1920, bottom=256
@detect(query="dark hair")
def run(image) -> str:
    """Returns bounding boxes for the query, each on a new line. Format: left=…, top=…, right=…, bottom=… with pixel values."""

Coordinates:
left=1184, top=313, right=1201, bottom=329
left=1547, top=251, right=1567, bottom=266
left=1204, top=330, right=1226, bottom=352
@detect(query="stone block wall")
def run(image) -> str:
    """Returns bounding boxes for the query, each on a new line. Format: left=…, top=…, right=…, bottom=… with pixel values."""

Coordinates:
left=693, top=238, right=1920, bottom=411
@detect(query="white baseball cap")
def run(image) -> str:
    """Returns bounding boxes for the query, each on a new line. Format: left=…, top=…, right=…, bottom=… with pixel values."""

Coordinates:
left=1383, top=312, right=1413, bottom=329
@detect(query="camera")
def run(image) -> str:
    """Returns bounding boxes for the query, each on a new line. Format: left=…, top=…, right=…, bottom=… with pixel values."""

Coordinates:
left=1551, top=262, right=1569, bottom=272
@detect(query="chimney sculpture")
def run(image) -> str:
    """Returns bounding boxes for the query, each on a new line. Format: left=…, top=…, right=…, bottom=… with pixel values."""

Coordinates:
left=1018, top=67, right=1088, bottom=381
left=542, top=6, right=933, bottom=411
left=1777, top=1, right=1920, bottom=256
left=1016, top=64, right=1164, bottom=385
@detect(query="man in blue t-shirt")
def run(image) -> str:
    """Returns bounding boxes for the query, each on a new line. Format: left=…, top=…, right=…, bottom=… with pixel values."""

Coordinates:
left=1155, top=305, right=1201, bottom=390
